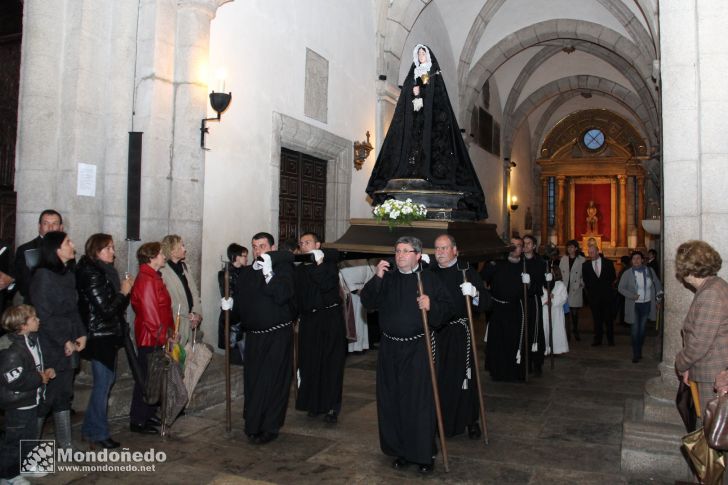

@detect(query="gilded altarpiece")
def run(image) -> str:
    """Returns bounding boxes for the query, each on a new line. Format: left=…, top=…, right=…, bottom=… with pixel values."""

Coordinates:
left=537, top=109, right=648, bottom=255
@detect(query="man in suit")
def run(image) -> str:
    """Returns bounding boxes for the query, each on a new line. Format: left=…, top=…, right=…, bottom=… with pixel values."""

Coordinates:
left=582, top=244, right=616, bottom=346
left=12, top=209, right=63, bottom=303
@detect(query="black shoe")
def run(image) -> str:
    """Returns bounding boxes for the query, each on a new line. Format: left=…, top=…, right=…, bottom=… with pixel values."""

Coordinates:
left=467, top=423, right=482, bottom=440
left=95, top=438, right=120, bottom=449
left=418, top=463, right=434, bottom=474
left=591, top=341, right=602, bottom=347
left=632, top=357, right=641, bottom=363
left=147, top=415, right=162, bottom=426
left=608, top=341, right=615, bottom=347
left=130, top=423, right=159, bottom=435
left=323, top=411, right=338, bottom=424
left=254, top=431, right=278, bottom=445
left=392, top=457, right=409, bottom=470
left=306, top=411, right=318, bottom=418
left=246, top=432, right=261, bottom=443
left=574, top=333, right=581, bottom=341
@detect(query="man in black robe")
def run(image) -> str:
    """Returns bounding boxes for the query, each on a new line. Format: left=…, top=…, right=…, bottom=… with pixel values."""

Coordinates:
left=523, top=235, right=547, bottom=376
left=294, top=232, right=346, bottom=423
left=360, top=236, right=452, bottom=474
left=232, top=232, right=295, bottom=445
left=481, top=238, right=532, bottom=381
left=430, top=234, right=490, bottom=439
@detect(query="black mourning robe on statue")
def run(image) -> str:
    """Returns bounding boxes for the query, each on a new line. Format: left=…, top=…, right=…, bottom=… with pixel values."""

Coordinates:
left=482, top=260, right=525, bottom=381
left=360, top=268, right=453, bottom=465
left=294, top=252, right=347, bottom=415
left=233, top=259, right=295, bottom=437
left=524, top=254, right=546, bottom=372
left=365, top=45, right=487, bottom=219
left=429, top=262, right=491, bottom=437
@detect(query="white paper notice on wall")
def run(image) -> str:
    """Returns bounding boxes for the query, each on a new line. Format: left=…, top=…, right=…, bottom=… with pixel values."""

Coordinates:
left=77, top=163, right=96, bottom=197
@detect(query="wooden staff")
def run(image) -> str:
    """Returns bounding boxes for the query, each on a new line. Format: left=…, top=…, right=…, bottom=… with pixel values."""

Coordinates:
left=460, top=263, right=489, bottom=445
left=522, top=257, right=529, bottom=383
left=223, top=260, right=232, bottom=434
left=415, top=269, right=449, bottom=473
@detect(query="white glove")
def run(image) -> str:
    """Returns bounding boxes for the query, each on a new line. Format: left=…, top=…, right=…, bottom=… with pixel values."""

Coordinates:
left=521, top=273, right=531, bottom=284
left=310, top=249, right=324, bottom=264
left=220, top=297, right=233, bottom=311
left=253, top=254, right=273, bottom=275
left=460, top=282, right=477, bottom=298
left=420, top=253, right=430, bottom=265
left=545, top=273, right=553, bottom=282
left=260, top=253, right=272, bottom=275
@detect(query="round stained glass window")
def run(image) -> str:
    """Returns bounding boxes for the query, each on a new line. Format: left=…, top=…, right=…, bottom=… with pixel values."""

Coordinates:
left=583, top=128, right=605, bottom=151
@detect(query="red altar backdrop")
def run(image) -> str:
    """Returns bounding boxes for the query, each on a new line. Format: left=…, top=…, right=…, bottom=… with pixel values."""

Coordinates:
left=574, top=184, right=611, bottom=241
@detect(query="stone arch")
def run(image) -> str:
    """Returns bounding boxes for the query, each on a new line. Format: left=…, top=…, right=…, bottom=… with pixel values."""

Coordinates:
left=500, top=40, right=658, bottom=149
left=270, top=113, right=352, bottom=243
left=376, top=0, right=430, bottom=85
left=459, top=22, right=656, bottom=130
left=456, top=1, right=657, bottom=106
left=502, top=75, right=654, bottom=159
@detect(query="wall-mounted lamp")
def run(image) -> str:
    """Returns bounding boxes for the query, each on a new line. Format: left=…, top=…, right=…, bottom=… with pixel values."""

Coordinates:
left=353, top=131, right=374, bottom=170
left=200, top=90, right=232, bottom=149
left=510, top=195, right=519, bottom=212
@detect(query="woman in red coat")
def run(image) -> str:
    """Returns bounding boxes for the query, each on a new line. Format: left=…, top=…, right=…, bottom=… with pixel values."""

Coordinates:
left=128, top=242, right=173, bottom=434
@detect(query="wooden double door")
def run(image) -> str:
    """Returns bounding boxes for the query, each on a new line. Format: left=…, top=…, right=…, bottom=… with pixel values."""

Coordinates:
left=278, top=147, right=327, bottom=244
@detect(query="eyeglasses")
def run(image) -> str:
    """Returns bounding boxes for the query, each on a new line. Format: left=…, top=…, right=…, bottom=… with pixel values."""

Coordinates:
left=395, top=249, right=418, bottom=255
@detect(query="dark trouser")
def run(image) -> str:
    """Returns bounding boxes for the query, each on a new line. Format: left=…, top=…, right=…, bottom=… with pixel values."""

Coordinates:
left=0, top=407, right=38, bottom=479
left=129, top=346, right=158, bottom=426
left=631, top=302, right=651, bottom=359
left=570, top=308, right=580, bottom=335
left=37, top=369, right=74, bottom=417
left=590, top=298, right=614, bottom=344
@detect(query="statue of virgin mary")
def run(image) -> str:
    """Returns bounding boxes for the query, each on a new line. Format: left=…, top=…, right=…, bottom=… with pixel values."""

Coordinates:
left=365, top=44, right=488, bottom=220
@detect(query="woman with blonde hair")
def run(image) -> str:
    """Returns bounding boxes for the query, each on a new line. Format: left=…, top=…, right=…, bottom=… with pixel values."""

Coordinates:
left=159, top=235, right=202, bottom=347
left=674, top=240, right=728, bottom=413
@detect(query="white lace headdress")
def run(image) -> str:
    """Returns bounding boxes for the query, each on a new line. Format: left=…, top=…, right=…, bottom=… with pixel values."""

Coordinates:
left=412, top=44, right=432, bottom=80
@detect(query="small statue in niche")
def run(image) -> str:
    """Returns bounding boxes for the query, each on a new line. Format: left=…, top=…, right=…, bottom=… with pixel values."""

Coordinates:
left=586, top=200, right=599, bottom=234
left=524, top=207, right=533, bottom=231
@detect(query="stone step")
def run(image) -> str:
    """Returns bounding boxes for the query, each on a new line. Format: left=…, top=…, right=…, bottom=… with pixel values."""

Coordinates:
left=621, top=398, right=694, bottom=482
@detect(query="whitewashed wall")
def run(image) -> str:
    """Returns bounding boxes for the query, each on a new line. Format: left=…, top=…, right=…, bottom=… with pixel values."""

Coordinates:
left=200, top=0, right=377, bottom=345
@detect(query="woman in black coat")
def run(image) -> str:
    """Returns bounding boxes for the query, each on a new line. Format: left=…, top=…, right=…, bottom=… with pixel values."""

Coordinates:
left=76, top=233, right=133, bottom=449
left=29, top=231, right=86, bottom=449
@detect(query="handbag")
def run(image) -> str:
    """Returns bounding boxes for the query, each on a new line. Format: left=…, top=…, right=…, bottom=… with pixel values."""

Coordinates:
left=704, top=393, right=728, bottom=450
left=682, top=426, right=726, bottom=485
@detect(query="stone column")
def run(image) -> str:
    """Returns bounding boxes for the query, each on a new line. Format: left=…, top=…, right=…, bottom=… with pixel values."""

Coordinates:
left=541, top=177, right=548, bottom=246
left=556, top=176, right=566, bottom=245
left=637, top=176, right=645, bottom=247
left=618, top=175, right=627, bottom=247
left=169, top=0, right=221, bottom=274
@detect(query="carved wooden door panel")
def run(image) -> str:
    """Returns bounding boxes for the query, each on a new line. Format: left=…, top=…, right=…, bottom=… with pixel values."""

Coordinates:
left=278, top=148, right=327, bottom=244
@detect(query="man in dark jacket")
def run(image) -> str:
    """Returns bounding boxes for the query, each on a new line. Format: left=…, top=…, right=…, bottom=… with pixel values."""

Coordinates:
left=13, top=209, right=63, bottom=303
left=582, top=244, right=617, bottom=346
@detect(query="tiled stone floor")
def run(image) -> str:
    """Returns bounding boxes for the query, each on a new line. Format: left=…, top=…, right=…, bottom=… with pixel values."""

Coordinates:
left=27, top=325, right=680, bottom=484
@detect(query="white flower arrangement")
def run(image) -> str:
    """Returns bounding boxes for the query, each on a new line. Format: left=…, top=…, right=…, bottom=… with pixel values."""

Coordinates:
left=373, top=198, right=427, bottom=230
